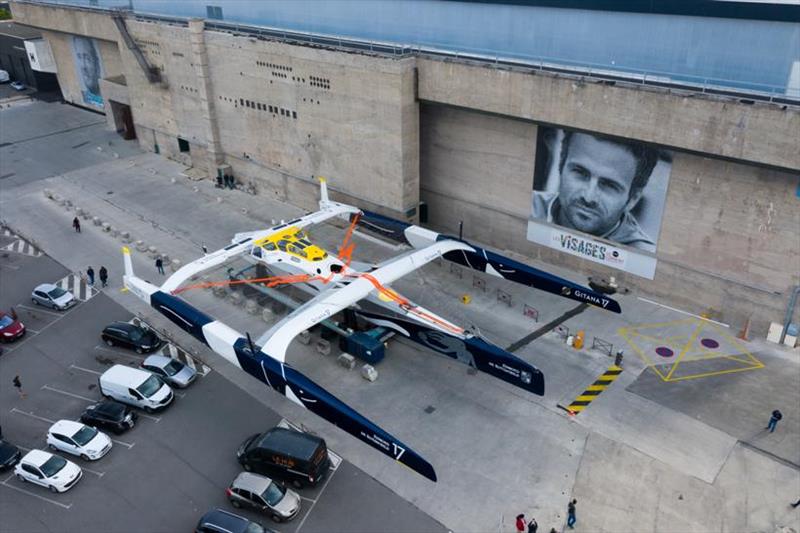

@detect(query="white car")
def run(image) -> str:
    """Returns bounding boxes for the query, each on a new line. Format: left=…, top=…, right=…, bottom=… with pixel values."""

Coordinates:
left=0, top=70, right=9, bottom=83
left=47, top=420, right=112, bottom=461
left=10, top=81, right=25, bottom=91
left=31, top=283, right=76, bottom=310
left=14, top=450, right=82, bottom=493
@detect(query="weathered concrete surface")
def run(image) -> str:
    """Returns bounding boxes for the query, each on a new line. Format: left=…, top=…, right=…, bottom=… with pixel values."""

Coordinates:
left=417, top=57, right=800, bottom=171
left=419, top=103, right=800, bottom=335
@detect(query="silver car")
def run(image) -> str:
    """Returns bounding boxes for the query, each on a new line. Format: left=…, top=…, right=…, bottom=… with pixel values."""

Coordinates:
left=31, top=284, right=76, bottom=310
left=140, top=355, right=197, bottom=388
left=227, top=472, right=301, bottom=522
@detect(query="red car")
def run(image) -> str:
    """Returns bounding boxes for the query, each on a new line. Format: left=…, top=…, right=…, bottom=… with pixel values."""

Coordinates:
left=0, top=311, right=25, bottom=342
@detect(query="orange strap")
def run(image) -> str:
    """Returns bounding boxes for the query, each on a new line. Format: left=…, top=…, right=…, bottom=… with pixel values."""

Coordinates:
left=337, top=213, right=360, bottom=266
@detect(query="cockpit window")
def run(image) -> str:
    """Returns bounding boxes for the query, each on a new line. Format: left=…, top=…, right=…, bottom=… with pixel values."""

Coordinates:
left=277, top=240, right=290, bottom=252
left=263, top=242, right=276, bottom=251
left=287, top=244, right=308, bottom=258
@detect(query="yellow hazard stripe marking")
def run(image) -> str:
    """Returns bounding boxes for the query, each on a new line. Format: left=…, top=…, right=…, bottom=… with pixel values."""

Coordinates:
left=567, top=365, right=622, bottom=414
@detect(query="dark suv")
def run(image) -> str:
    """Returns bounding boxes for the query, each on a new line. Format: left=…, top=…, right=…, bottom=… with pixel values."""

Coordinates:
left=101, top=322, right=163, bottom=354
left=237, top=427, right=331, bottom=488
left=195, top=509, right=273, bottom=533
left=80, top=401, right=138, bottom=434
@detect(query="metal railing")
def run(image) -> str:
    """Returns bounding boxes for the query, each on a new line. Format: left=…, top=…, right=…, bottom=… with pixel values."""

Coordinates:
left=17, top=0, right=800, bottom=106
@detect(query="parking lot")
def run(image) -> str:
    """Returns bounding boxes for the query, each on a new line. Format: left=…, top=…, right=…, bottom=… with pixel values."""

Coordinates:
left=0, top=241, right=447, bottom=532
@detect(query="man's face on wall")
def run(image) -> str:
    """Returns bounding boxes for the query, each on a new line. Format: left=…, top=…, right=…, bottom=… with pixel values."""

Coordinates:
left=557, top=133, right=640, bottom=236
left=75, top=38, right=99, bottom=91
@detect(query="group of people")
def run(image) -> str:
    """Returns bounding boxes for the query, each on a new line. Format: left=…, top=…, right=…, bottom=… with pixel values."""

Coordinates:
left=85, top=265, right=109, bottom=287
left=516, top=499, right=578, bottom=533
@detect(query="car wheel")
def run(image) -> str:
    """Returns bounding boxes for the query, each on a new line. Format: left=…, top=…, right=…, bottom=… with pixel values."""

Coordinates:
left=16, top=473, right=25, bottom=482
left=231, top=499, right=241, bottom=509
left=292, top=479, right=303, bottom=489
left=105, top=338, right=114, bottom=347
left=144, top=406, right=155, bottom=414
left=243, top=463, right=252, bottom=472
left=48, top=443, right=57, bottom=451
left=32, top=298, right=38, bottom=305
left=80, top=454, right=89, bottom=461
left=49, top=485, right=58, bottom=493
left=135, top=346, right=143, bottom=354
left=271, top=514, right=282, bottom=523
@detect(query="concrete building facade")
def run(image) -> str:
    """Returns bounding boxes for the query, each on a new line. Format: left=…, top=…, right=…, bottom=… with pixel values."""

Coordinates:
left=10, top=0, right=800, bottom=335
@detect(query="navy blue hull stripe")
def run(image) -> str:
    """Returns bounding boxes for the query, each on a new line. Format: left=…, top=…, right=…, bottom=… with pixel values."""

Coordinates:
left=357, top=310, right=545, bottom=396
left=355, top=210, right=620, bottom=313
left=232, top=338, right=437, bottom=482
left=150, top=291, right=214, bottom=346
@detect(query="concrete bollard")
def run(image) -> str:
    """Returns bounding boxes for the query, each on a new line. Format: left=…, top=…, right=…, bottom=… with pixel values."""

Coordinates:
left=229, top=291, right=243, bottom=306
left=51, top=193, right=61, bottom=203
left=337, top=353, right=356, bottom=370
left=43, top=189, right=53, bottom=199
left=170, top=259, right=181, bottom=272
left=93, top=216, right=102, bottom=226
left=81, top=210, right=91, bottom=220
left=297, top=330, right=312, bottom=345
left=261, top=308, right=274, bottom=323
left=245, top=299, right=259, bottom=315
left=316, top=339, right=331, bottom=356
left=160, top=254, right=170, bottom=264
left=135, top=240, right=147, bottom=252
left=147, top=246, right=159, bottom=259
left=120, top=231, right=131, bottom=243
left=101, top=222, right=111, bottom=232
left=74, top=207, right=84, bottom=217
left=110, top=227, right=119, bottom=237
left=64, top=199, right=72, bottom=208
left=361, top=364, right=378, bottom=382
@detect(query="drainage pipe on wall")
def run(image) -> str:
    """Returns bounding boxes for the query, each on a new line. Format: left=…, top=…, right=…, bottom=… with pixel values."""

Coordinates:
left=780, top=285, right=800, bottom=345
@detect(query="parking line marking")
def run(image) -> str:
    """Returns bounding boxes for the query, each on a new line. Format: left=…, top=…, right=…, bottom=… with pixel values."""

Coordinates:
left=80, top=466, right=105, bottom=478
left=25, top=328, right=39, bottom=334
left=41, top=385, right=96, bottom=403
left=17, top=304, right=62, bottom=317
left=10, top=407, right=55, bottom=424
left=139, top=413, right=161, bottom=423
left=111, top=439, right=135, bottom=449
left=69, top=364, right=102, bottom=376
left=93, top=345, right=145, bottom=360
left=0, top=481, right=72, bottom=509
left=2, top=473, right=14, bottom=483
left=293, top=458, right=339, bottom=532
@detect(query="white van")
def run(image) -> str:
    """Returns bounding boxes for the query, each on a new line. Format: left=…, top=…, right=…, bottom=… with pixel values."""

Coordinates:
left=98, top=365, right=174, bottom=413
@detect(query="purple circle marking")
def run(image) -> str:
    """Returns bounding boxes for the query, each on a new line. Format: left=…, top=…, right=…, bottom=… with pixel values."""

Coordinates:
left=655, top=347, right=674, bottom=358
left=701, top=338, right=720, bottom=349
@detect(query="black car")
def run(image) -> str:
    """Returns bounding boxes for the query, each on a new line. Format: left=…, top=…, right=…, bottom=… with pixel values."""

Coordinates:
left=80, top=401, right=138, bottom=434
left=0, top=439, right=21, bottom=470
left=101, top=322, right=163, bottom=354
left=195, top=508, right=274, bottom=533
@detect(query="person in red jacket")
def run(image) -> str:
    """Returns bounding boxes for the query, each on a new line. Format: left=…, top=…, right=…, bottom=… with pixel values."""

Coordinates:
left=516, top=514, right=526, bottom=533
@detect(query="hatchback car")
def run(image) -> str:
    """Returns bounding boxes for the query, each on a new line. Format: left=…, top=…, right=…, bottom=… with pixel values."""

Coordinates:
left=31, top=284, right=76, bottom=310
left=0, top=439, right=22, bottom=471
left=101, top=321, right=162, bottom=353
left=195, top=508, right=272, bottom=533
left=227, top=472, right=301, bottom=522
left=14, top=450, right=82, bottom=493
left=47, top=420, right=112, bottom=461
left=80, top=400, right=138, bottom=434
left=141, top=354, right=197, bottom=388
left=0, top=311, right=25, bottom=342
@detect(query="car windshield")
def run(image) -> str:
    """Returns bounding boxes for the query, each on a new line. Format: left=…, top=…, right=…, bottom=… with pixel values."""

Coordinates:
left=137, top=375, right=162, bottom=398
left=245, top=523, right=265, bottom=533
left=128, top=328, right=144, bottom=341
left=47, top=287, right=67, bottom=299
left=262, top=481, right=286, bottom=506
left=0, top=315, right=14, bottom=327
left=40, top=455, right=67, bottom=477
left=72, top=426, right=98, bottom=446
left=163, top=360, right=183, bottom=376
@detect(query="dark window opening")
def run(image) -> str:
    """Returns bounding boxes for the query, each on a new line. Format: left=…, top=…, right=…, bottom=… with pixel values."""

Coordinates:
left=206, top=5, right=223, bottom=19
left=178, top=138, right=190, bottom=153
left=292, top=111, right=297, bottom=119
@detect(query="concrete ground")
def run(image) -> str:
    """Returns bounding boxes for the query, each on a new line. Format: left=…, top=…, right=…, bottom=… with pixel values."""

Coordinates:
left=2, top=100, right=799, bottom=533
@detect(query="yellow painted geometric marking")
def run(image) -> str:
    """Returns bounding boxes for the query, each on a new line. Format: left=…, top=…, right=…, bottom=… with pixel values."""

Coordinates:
left=618, top=317, right=763, bottom=383
left=566, top=365, right=623, bottom=414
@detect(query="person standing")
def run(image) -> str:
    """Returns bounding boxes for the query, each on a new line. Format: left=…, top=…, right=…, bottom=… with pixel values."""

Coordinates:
left=99, top=266, right=108, bottom=288
left=567, top=499, right=577, bottom=529
left=767, top=410, right=783, bottom=433
left=72, top=216, right=81, bottom=233
left=155, top=257, right=165, bottom=275
left=527, top=516, right=538, bottom=533
left=86, top=266, right=95, bottom=286
left=515, top=514, right=526, bottom=533
left=791, top=498, right=800, bottom=508
left=12, top=375, right=26, bottom=399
